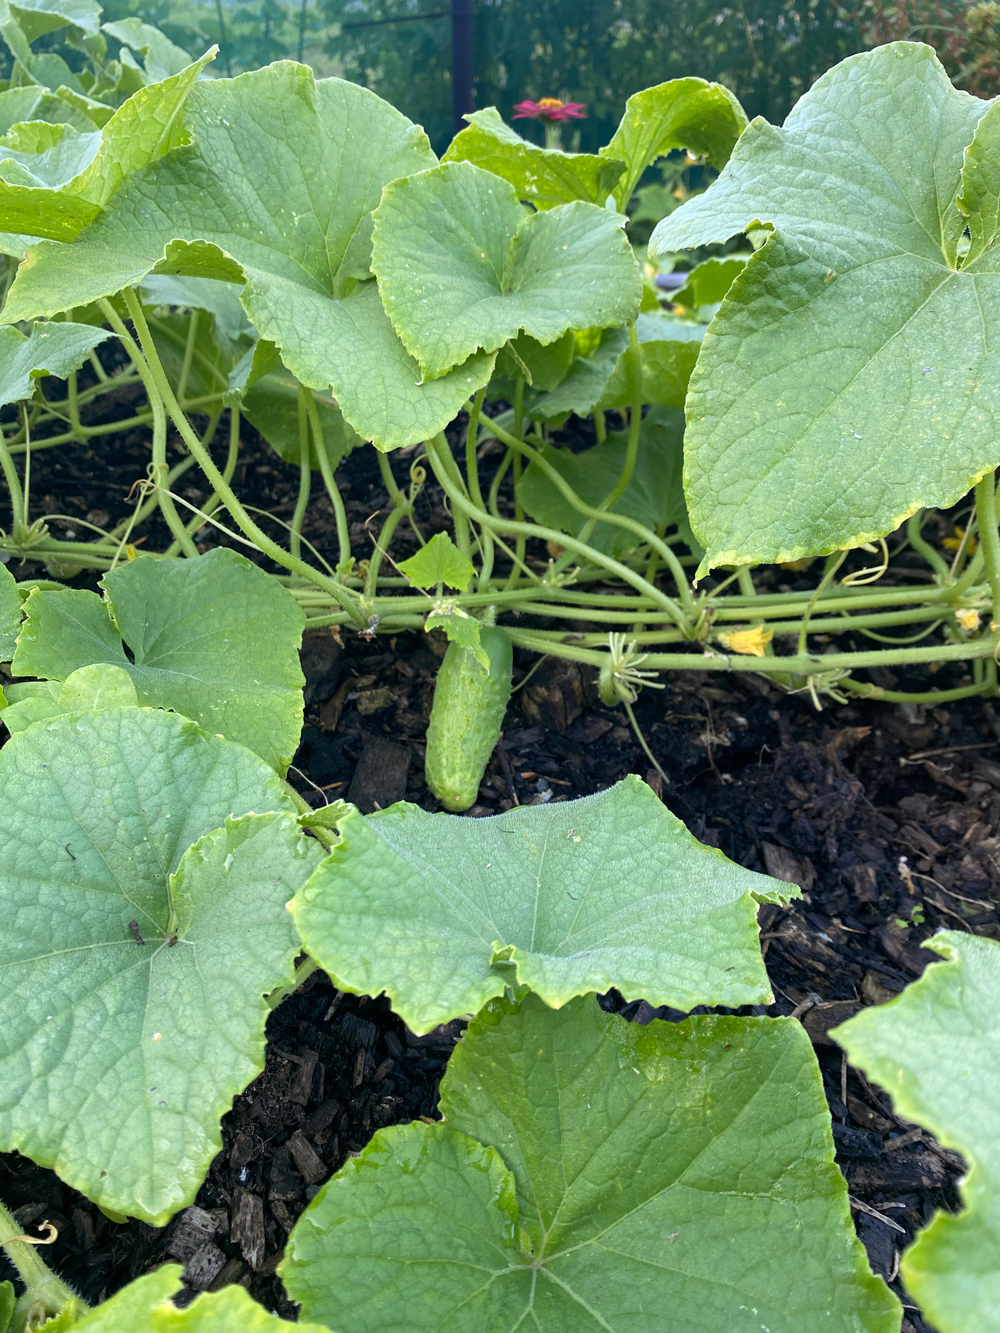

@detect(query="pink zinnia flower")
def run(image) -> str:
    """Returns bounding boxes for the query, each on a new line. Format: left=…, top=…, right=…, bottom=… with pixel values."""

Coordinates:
left=512, top=98, right=588, bottom=123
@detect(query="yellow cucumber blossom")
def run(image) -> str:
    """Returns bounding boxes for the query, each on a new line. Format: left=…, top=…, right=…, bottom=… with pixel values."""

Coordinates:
left=717, top=625, right=774, bottom=657
left=955, top=607, right=981, bottom=633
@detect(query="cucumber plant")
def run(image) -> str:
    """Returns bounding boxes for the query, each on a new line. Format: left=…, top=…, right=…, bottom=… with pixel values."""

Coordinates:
left=0, top=23, right=995, bottom=1332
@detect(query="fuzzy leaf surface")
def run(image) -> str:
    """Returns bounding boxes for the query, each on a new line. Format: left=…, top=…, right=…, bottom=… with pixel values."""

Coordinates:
left=372, top=161, right=641, bottom=379
left=0, top=320, right=112, bottom=407
left=72, top=1264, right=330, bottom=1330
left=0, top=564, right=20, bottom=662
left=443, top=107, right=624, bottom=208
left=284, top=996, right=899, bottom=1332
left=602, top=77, right=748, bottom=210
left=291, top=774, right=796, bottom=1034
left=0, top=709, right=319, bottom=1223
left=834, top=931, right=1000, bottom=1333
left=517, top=406, right=687, bottom=556
left=650, top=43, right=1000, bottom=572
left=12, top=548, right=305, bottom=773
left=2, top=66, right=494, bottom=449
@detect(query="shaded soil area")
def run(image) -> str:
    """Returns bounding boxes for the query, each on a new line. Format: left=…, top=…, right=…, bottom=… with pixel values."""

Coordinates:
left=1, top=376, right=995, bottom=1331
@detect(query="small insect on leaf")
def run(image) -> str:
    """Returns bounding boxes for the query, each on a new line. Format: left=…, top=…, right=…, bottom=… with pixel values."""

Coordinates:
left=129, top=920, right=145, bottom=947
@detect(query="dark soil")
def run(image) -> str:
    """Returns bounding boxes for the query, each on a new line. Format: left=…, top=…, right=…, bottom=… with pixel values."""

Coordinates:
left=3, top=371, right=996, bottom=1332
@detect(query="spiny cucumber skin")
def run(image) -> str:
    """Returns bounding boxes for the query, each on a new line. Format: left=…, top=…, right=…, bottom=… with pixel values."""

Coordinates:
left=424, top=626, right=513, bottom=812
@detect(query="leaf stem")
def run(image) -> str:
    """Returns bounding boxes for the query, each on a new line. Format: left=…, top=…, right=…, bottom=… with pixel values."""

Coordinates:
left=0, top=1198, right=83, bottom=1321
left=975, top=471, right=1000, bottom=629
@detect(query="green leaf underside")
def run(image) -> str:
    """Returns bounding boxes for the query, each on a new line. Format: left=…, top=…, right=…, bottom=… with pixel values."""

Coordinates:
left=12, top=547, right=305, bottom=774
left=12, top=0, right=100, bottom=39
left=530, top=326, right=629, bottom=419
left=372, top=160, right=642, bottom=380
left=0, top=709, right=321, bottom=1223
left=290, top=774, right=797, bottom=1035
left=398, top=530, right=474, bottom=591
left=284, top=996, right=899, bottom=1333
left=674, top=254, right=748, bottom=308
left=443, top=107, right=625, bottom=209
left=102, top=18, right=194, bottom=83
left=834, top=931, right=1000, bottom=1333
left=71, top=1264, right=329, bottom=1329
left=0, top=121, right=101, bottom=188
left=650, top=43, right=1000, bottom=572
left=0, top=49, right=214, bottom=241
left=0, top=86, right=96, bottom=135
left=0, top=320, right=112, bottom=408
left=2, top=66, right=495, bottom=449
left=601, top=78, right=749, bottom=211
left=517, top=406, right=687, bottom=556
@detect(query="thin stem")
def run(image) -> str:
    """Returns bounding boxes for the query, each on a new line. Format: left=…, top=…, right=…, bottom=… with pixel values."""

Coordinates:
left=0, top=1198, right=83, bottom=1319
left=304, top=391, right=353, bottom=572
left=602, top=323, right=642, bottom=512
left=424, top=434, right=686, bottom=621
left=177, top=308, right=200, bottom=404
left=100, top=298, right=200, bottom=557
left=797, top=551, right=847, bottom=656
left=975, top=471, right=1000, bottom=629
left=115, top=290, right=364, bottom=622
left=0, top=426, right=24, bottom=533
left=291, top=386, right=313, bottom=561
left=364, top=504, right=407, bottom=598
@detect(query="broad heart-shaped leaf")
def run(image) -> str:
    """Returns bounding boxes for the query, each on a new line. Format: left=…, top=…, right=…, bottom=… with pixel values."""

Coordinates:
left=517, top=406, right=687, bottom=557
left=834, top=931, right=1000, bottom=1333
left=398, top=530, right=474, bottom=591
left=649, top=43, right=1000, bottom=574
left=0, top=321, right=113, bottom=408
left=0, top=49, right=214, bottom=246
left=290, top=774, right=797, bottom=1035
left=443, top=107, right=625, bottom=209
left=0, top=708, right=320, bottom=1224
left=2, top=66, right=494, bottom=450
left=372, top=160, right=642, bottom=380
left=602, top=77, right=748, bottom=211
left=283, top=996, right=900, bottom=1333
left=70, top=1264, right=330, bottom=1330
left=12, top=548, right=305, bottom=774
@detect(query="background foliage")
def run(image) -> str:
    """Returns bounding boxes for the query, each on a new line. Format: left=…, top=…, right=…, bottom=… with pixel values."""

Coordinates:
left=17, top=0, right=998, bottom=156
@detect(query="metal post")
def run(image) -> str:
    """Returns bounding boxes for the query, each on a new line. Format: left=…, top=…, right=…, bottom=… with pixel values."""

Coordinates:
left=451, top=0, right=473, bottom=135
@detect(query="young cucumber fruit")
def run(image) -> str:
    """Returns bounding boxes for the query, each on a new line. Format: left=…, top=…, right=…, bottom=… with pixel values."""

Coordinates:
left=424, top=625, right=513, bottom=812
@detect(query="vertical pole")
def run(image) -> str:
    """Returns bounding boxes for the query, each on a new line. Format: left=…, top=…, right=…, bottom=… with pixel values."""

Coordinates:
left=451, top=0, right=473, bottom=135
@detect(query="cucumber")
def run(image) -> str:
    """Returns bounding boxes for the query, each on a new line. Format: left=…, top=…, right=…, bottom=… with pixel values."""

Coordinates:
left=424, top=625, right=513, bottom=812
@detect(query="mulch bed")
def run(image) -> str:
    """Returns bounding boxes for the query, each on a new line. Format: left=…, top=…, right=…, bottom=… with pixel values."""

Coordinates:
left=2, top=377, right=995, bottom=1331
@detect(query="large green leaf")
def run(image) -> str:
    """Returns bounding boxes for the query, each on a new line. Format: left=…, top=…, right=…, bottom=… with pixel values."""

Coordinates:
left=71, top=1264, right=330, bottom=1330
left=602, top=77, right=748, bottom=211
left=372, top=160, right=641, bottom=380
left=529, top=326, right=629, bottom=420
left=0, top=708, right=320, bottom=1224
left=649, top=43, right=1000, bottom=573
left=290, top=774, right=796, bottom=1034
left=11, top=548, right=305, bottom=774
left=0, top=320, right=112, bottom=408
left=443, top=107, right=625, bottom=209
left=0, top=49, right=214, bottom=245
left=598, top=312, right=704, bottom=410
left=11, top=0, right=100, bottom=40
left=283, top=996, right=900, bottom=1332
left=1, top=661, right=137, bottom=732
left=517, top=406, right=687, bottom=556
left=2, top=66, right=494, bottom=449
left=834, top=931, right=1000, bottom=1333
